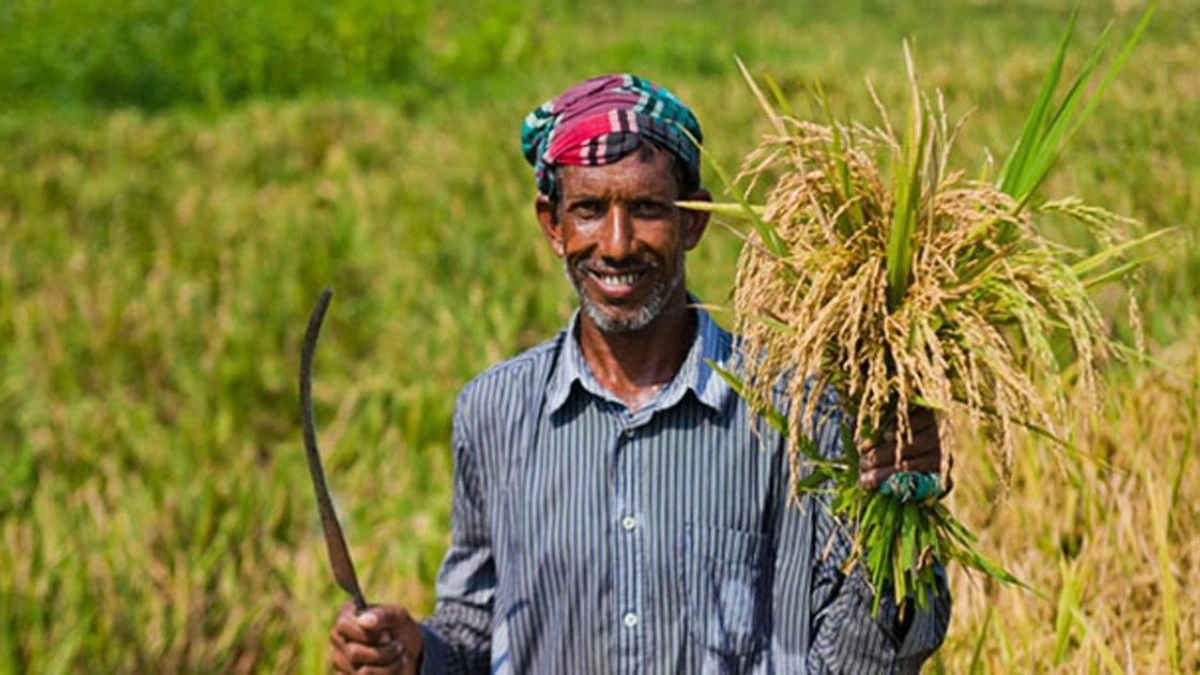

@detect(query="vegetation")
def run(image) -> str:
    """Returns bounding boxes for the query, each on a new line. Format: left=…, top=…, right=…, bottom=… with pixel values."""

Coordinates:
left=691, top=10, right=1160, bottom=615
left=1, top=1, right=1196, bottom=672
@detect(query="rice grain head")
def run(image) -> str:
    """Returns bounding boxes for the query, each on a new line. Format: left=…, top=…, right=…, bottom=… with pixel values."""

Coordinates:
left=731, top=81, right=1120, bottom=512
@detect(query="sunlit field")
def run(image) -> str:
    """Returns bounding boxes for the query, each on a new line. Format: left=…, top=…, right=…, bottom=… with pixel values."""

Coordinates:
left=1, top=1, right=1196, bottom=672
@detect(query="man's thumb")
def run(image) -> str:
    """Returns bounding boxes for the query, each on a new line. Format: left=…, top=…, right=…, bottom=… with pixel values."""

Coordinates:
left=360, top=609, right=380, bottom=629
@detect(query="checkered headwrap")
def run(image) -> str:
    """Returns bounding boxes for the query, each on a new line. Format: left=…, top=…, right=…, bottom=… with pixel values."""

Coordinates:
left=520, top=74, right=703, bottom=197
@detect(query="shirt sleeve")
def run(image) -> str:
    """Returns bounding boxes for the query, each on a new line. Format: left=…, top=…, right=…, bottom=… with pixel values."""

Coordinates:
left=419, top=402, right=493, bottom=674
left=805, top=501, right=951, bottom=674
left=771, top=389, right=951, bottom=674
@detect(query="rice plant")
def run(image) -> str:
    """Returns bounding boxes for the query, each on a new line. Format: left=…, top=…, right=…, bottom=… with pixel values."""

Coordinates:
left=684, top=7, right=1162, bottom=612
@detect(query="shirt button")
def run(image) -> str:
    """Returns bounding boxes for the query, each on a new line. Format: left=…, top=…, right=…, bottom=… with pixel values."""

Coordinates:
left=623, top=612, right=639, bottom=628
left=621, top=516, right=637, bottom=531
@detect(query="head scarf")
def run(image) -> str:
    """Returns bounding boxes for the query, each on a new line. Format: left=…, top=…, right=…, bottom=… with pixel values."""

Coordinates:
left=520, top=74, right=703, bottom=197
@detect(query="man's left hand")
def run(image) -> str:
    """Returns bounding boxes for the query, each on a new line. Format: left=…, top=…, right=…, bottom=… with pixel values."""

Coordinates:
left=857, top=407, right=952, bottom=495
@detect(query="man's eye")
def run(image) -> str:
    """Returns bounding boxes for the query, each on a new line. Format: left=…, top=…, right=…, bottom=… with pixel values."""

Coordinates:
left=631, top=201, right=669, bottom=218
left=572, top=201, right=605, bottom=218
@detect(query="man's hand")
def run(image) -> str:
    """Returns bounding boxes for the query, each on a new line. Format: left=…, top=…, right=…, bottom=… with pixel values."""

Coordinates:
left=857, top=407, right=953, bottom=495
left=330, top=603, right=424, bottom=674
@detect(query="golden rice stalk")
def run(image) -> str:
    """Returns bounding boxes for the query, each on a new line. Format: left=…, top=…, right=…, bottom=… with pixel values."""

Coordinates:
left=687, top=12, right=1162, bottom=611
left=734, top=111, right=1107, bottom=486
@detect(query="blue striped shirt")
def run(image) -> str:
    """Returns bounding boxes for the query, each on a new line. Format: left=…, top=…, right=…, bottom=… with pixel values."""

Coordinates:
left=420, top=306, right=950, bottom=673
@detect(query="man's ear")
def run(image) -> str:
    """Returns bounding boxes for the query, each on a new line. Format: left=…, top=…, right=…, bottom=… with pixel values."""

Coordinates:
left=535, top=194, right=565, bottom=258
left=679, top=188, right=711, bottom=251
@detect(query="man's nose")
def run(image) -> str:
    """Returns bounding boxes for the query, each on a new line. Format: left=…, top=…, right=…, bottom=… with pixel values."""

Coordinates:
left=598, top=204, right=635, bottom=259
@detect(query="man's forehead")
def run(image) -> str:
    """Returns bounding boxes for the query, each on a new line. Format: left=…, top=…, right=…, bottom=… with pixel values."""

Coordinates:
left=557, top=152, right=679, bottom=197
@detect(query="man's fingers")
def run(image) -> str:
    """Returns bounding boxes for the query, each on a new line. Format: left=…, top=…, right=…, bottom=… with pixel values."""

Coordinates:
left=911, top=418, right=938, bottom=447
left=347, top=638, right=406, bottom=668
left=330, top=630, right=353, bottom=674
left=859, top=466, right=891, bottom=490
left=859, top=442, right=895, bottom=473
left=910, top=407, right=936, bottom=433
left=858, top=408, right=942, bottom=489
left=355, top=660, right=415, bottom=675
left=858, top=423, right=933, bottom=472
left=897, top=422, right=940, bottom=472
left=333, top=603, right=373, bottom=643
left=335, top=605, right=402, bottom=644
left=331, top=603, right=423, bottom=675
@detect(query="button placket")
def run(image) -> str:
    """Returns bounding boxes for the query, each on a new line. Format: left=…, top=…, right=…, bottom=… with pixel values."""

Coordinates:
left=611, top=419, right=644, bottom=669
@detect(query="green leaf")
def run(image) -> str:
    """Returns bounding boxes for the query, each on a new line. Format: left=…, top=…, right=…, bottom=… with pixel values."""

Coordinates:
left=885, top=43, right=926, bottom=312
left=674, top=200, right=765, bottom=219
left=794, top=434, right=829, bottom=464
left=968, top=609, right=993, bottom=675
left=997, top=6, right=1076, bottom=202
left=708, top=359, right=788, bottom=435
left=753, top=311, right=799, bottom=336
left=736, top=56, right=789, bottom=138
left=674, top=115, right=789, bottom=259
left=1069, top=227, right=1174, bottom=277
left=1066, top=4, right=1155, bottom=147
left=761, top=71, right=795, bottom=119
left=997, top=5, right=1154, bottom=212
left=796, top=467, right=836, bottom=491
left=1053, top=558, right=1079, bottom=664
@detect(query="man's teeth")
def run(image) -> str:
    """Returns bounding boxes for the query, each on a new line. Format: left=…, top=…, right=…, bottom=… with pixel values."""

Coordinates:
left=596, top=272, right=640, bottom=287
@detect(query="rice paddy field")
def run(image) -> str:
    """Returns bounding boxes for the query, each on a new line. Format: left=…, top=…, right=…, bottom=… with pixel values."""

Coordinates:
left=1, top=1, right=1197, bottom=672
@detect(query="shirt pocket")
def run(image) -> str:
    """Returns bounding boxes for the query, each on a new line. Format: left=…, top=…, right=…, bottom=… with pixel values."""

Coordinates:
left=682, top=523, right=773, bottom=658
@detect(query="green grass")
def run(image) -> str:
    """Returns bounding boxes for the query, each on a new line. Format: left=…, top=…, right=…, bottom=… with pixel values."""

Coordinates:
left=1, top=1, right=1198, bottom=671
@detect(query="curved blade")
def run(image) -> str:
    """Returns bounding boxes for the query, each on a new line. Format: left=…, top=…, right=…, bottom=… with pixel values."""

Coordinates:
left=300, top=287, right=368, bottom=612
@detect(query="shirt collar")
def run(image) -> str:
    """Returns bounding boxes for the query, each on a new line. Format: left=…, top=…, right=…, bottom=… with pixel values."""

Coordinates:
left=546, top=297, right=732, bottom=416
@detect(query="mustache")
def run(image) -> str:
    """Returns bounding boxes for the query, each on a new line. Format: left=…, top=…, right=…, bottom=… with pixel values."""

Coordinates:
left=573, top=256, right=661, bottom=274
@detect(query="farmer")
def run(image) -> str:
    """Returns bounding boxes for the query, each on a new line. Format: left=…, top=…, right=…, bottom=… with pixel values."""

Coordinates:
left=330, top=74, right=951, bottom=673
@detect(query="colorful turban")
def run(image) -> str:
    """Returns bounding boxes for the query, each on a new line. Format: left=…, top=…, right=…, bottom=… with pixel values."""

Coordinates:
left=520, top=74, right=703, bottom=196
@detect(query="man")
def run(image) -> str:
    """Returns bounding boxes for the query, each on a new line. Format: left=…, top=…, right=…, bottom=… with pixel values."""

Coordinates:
left=330, top=74, right=951, bottom=673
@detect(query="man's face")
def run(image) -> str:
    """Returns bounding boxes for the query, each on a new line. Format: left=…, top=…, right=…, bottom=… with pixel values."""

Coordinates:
left=536, top=149, right=708, bottom=334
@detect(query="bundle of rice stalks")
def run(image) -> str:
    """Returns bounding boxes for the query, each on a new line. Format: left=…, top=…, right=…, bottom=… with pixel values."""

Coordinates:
left=686, top=8, right=1165, bottom=612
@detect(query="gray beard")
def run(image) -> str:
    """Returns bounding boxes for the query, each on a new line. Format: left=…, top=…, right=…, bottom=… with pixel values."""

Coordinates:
left=566, top=252, right=685, bottom=334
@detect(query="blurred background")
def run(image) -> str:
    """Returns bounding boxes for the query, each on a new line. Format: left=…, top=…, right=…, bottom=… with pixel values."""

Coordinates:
left=1, top=1, right=1196, bottom=671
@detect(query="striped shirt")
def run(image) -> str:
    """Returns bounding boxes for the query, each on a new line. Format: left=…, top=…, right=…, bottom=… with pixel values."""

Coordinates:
left=420, top=306, right=950, bottom=673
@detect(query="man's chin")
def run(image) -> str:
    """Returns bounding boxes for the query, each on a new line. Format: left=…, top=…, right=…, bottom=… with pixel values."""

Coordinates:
left=570, top=266, right=684, bottom=335
left=580, top=301, right=655, bottom=334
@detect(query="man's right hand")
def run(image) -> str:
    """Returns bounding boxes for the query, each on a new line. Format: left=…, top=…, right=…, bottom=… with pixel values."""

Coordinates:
left=330, top=603, right=424, bottom=674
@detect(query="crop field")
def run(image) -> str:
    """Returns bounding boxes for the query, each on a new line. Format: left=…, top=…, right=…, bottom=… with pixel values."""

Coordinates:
left=1, top=1, right=1197, bottom=672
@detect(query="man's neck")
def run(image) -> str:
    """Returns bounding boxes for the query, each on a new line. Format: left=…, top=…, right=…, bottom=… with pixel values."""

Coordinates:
left=575, top=300, right=696, bottom=412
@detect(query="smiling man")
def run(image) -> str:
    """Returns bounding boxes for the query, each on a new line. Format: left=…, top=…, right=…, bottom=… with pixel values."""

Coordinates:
left=330, top=74, right=951, bottom=674
left=539, top=144, right=704, bottom=412
left=551, top=147, right=693, bottom=332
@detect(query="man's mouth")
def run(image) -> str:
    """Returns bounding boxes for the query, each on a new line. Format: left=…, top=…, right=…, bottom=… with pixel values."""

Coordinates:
left=591, top=270, right=645, bottom=290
